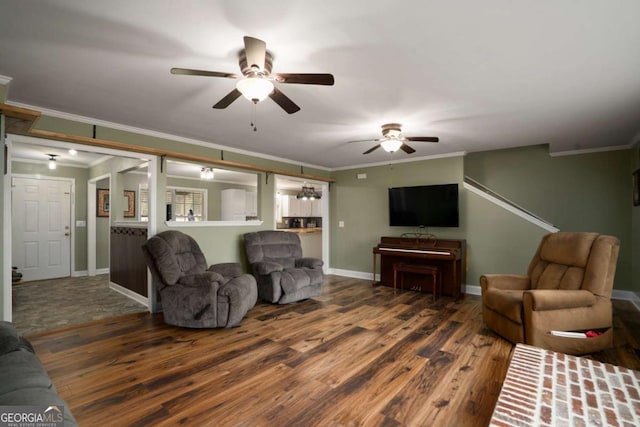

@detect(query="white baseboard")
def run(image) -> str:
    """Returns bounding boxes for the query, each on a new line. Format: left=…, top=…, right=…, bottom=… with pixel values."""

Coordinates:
left=464, top=285, right=481, bottom=296
left=329, top=270, right=638, bottom=311
left=72, top=268, right=110, bottom=277
left=612, top=289, right=640, bottom=311
left=328, top=268, right=378, bottom=281
left=109, top=282, right=149, bottom=307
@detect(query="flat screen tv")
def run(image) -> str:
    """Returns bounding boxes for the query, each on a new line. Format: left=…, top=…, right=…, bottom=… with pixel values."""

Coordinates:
left=388, top=184, right=459, bottom=227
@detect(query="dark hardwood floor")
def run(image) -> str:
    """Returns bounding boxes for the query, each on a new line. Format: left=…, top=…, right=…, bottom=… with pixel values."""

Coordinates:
left=29, top=275, right=640, bottom=426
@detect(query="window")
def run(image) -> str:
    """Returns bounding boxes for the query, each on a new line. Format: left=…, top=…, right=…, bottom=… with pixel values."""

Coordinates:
left=138, top=185, right=207, bottom=222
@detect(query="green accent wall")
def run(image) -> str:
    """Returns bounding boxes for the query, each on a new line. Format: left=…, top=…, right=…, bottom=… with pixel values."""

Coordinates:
left=1, top=104, right=638, bottom=324
left=465, top=145, right=632, bottom=290
left=330, top=156, right=466, bottom=273
left=631, top=146, right=640, bottom=298
left=330, top=145, right=634, bottom=291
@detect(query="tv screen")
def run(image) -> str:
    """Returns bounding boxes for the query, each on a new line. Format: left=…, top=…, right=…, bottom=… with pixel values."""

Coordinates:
left=388, top=184, right=459, bottom=227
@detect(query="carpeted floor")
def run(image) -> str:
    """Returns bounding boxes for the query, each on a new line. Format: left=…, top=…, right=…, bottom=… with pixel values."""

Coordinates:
left=11, top=274, right=148, bottom=337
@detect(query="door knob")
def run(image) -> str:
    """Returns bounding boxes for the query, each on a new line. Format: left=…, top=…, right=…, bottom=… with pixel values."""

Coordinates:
left=64, top=232, right=70, bottom=236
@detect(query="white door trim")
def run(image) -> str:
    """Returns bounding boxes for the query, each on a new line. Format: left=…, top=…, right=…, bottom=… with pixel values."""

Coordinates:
left=87, top=173, right=110, bottom=276
left=3, top=138, right=12, bottom=321
left=11, top=174, right=76, bottom=280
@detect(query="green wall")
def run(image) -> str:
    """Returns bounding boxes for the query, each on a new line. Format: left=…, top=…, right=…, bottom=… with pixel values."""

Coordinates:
left=330, top=145, right=634, bottom=291
left=2, top=99, right=638, bottom=323
left=330, top=156, right=466, bottom=274
left=96, top=177, right=110, bottom=269
left=633, top=146, right=640, bottom=297
left=465, top=145, right=632, bottom=290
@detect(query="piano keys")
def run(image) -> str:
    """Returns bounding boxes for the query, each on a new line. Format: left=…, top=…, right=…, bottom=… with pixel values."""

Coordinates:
left=373, top=236, right=466, bottom=298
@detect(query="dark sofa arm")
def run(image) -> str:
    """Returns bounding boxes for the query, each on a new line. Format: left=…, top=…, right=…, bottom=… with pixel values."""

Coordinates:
left=178, top=271, right=224, bottom=287
left=296, top=257, right=323, bottom=269
left=209, top=262, right=243, bottom=279
left=253, top=261, right=283, bottom=275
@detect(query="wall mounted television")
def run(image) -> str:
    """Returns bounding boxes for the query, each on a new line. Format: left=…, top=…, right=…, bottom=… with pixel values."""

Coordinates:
left=388, top=183, right=459, bottom=227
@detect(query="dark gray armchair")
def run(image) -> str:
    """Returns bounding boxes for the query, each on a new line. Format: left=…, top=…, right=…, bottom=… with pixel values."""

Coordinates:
left=142, top=230, right=257, bottom=328
left=244, top=230, right=324, bottom=304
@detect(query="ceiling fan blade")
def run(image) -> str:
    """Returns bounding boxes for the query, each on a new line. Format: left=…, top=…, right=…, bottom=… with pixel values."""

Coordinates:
left=213, top=89, right=242, bottom=109
left=273, top=73, right=335, bottom=85
left=406, top=136, right=439, bottom=143
left=269, top=87, right=300, bottom=114
left=363, top=144, right=381, bottom=155
left=400, top=143, right=416, bottom=154
left=244, top=36, right=267, bottom=71
left=171, top=68, right=238, bottom=79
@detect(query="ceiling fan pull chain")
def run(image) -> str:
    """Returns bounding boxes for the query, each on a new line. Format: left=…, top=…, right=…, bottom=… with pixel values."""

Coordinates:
left=250, top=103, right=258, bottom=132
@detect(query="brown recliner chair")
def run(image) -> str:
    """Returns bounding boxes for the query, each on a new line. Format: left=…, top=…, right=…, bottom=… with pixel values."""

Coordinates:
left=480, top=232, right=619, bottom=355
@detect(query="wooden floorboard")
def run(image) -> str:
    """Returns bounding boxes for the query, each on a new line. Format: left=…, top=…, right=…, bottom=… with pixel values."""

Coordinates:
left=28, top=275, right=640, bottom=426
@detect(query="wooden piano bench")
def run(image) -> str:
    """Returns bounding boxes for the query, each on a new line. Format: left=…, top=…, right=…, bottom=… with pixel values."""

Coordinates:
left=393, top=263, right=441, bottom=301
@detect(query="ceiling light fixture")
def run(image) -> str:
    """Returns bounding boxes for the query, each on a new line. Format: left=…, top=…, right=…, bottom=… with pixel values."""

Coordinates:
left=296, top=185, right=321, bottom=200
left=236, top=77, right=274, bottom=103
left=47, top=154, right=57, bottom=170
left=68, top=148, right=78, bottom=156
left=380, top=138, right=403, bottom=153
left=200, top=167, right=214, bottom=180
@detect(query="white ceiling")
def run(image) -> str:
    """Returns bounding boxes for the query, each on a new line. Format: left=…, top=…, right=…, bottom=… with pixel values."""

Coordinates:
left=1, top=1, right=640, bottom=169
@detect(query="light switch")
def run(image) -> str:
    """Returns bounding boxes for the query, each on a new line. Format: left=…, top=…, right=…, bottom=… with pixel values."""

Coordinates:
left=76, top=220, right=86, bottom=227
left=339, top=221, right=345, bottom=228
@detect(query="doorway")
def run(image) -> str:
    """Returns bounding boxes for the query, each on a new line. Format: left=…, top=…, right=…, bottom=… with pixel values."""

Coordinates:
left=11, top=176, right=73, bottom=282
left=275, top=176, right=329, bottom=271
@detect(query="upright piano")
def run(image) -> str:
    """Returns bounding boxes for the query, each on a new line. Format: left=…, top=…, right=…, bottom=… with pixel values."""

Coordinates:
left=373, top=236, right=466, bottom=298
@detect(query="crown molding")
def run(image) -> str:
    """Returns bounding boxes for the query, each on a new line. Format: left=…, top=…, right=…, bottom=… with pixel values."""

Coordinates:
left=5, top=100, right=331, bottom=172
left=331, top=151, right=467, bottom=171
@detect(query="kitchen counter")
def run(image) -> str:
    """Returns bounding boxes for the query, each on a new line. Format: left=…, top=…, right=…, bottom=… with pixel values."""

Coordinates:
left=279, top=228, right=323, bottom=234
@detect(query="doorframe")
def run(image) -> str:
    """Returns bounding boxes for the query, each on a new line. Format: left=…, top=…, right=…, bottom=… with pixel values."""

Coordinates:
left=3, top=133, right=153, bottom=322
left=274, top=175, right=330, bottom=273
left=2, top=140, right=12, bottom=321
left=11, top=174, right=76, bottom=280
left=87, top=173, right=110, bottom=276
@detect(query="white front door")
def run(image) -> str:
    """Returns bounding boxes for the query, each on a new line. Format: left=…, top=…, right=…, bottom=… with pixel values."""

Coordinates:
left=12, top=177, right=72, bottom=282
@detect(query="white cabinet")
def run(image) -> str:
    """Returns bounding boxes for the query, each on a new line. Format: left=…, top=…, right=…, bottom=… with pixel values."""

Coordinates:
left=245, top=192, right=257, bottom=217
left=221, top=189, right=257, bottom=221
left=310, top=199, right=322, bottom=217
left=282, top=196, right=321, bottom=217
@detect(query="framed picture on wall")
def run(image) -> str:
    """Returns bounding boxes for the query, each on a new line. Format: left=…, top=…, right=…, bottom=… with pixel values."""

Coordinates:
left=634, top=169, right=640, bottom=207
left=97, top=189, right=110, bottom=217
left=124, top=190, right=136, bottom=217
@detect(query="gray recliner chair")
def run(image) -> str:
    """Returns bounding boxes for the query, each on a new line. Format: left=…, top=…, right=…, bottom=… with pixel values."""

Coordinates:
left=244, top=230, right=324, bottom=304
left=142, top=230, right=257, bottom=328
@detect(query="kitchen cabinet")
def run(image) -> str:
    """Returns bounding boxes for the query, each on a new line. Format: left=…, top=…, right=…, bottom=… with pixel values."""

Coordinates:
left=283, top=196, right=321, bottom=217
left=221, top=189, right=257, bottom=221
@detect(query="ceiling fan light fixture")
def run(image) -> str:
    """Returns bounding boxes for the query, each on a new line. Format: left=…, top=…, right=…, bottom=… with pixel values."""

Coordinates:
left=236, top=77, right=274, bottom=103
left=380, top=139, right=403, bottom=153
